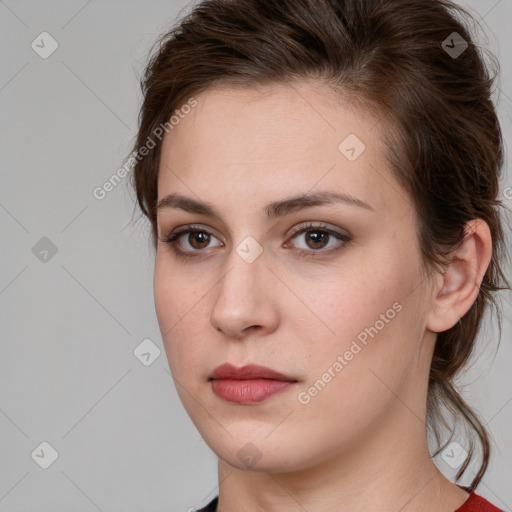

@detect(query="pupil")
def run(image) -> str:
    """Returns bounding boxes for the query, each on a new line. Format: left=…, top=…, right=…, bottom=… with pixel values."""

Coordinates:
left=307, top=231, right=327, bottom=249
left=186, top=230, right=329, bottom=251
left=190, top=232, right=209, bottom=249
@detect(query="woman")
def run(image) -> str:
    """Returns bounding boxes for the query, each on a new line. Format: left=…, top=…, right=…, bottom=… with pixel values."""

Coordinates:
left=127, top=0, right=510, bottom=510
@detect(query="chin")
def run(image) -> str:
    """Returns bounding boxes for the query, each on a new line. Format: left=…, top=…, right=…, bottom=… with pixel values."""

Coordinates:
left=201, top=429, right=318, bottom=473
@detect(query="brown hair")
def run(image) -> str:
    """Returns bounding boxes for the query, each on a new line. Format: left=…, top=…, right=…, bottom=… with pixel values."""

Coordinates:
left=127, top=0, right=511, bottom=490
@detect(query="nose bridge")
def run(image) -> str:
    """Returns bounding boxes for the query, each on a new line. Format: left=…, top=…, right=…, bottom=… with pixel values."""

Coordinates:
left=217, top=238, right=266, bottom=306
left=210, top=239, right=277, bottom=336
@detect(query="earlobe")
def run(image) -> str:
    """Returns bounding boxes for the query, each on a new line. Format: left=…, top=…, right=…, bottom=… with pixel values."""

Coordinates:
left=426, top=219, right=492, bottom=334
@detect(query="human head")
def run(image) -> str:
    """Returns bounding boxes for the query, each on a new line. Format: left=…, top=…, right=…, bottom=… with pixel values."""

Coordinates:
left=128, top=0, right=510, bottom=489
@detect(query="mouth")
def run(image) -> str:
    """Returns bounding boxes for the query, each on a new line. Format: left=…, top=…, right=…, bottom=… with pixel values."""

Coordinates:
left=209, top=362, right=297, bottom=381
left=208, top=363, right=299, bottom=404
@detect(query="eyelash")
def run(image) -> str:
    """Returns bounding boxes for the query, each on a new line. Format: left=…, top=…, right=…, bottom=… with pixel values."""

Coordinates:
left=161, top=222, right=351, bottom=260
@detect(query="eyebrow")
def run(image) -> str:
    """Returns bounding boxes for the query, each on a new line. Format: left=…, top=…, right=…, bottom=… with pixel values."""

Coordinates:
left=155, top=190, right=373, bottom=220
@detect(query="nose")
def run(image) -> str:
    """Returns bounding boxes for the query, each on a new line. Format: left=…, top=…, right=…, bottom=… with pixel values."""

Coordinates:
left=210, top=245, right=279, bottom=339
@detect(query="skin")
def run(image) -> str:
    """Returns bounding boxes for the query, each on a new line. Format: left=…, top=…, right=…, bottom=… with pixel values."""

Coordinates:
left=153, top=81, right=492, bottom=512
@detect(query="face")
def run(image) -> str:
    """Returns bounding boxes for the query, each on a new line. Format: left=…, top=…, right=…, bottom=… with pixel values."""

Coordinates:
left=154, top=81, right=435, bottom=473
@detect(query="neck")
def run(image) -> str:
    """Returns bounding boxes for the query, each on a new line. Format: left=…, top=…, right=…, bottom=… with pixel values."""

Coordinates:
left=216, top=399, right=469, bottom=512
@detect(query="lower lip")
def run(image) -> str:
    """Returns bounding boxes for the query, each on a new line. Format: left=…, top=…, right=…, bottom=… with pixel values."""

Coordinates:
left=211, top=379, right=296, bottom=404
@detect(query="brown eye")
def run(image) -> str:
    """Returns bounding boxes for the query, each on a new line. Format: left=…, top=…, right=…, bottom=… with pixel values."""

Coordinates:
left=303, top=230, right=330, bottom=250
left=162, top=222, right=350, bottom=260
left=187, top=231, right=211, bottom=249
left=162, top=226, right=223, bottom=257
left=287, top=223, right=350, bottom=256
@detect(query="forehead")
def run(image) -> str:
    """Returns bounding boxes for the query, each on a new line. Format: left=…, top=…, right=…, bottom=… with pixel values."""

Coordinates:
left=157, top=81, right=402, bottom=217
left=162, top=81, right=378, bottom=159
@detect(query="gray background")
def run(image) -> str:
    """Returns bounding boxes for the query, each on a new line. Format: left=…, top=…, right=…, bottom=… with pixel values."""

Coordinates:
left=0, top=0, right=511, bottom=510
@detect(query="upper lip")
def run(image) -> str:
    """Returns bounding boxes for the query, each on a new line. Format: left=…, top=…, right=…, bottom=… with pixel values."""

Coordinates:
left=209, top=363, right=297, bottom=381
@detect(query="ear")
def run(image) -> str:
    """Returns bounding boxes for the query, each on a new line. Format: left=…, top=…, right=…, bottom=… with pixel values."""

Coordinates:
left=426, top=219, right=493, bottom=333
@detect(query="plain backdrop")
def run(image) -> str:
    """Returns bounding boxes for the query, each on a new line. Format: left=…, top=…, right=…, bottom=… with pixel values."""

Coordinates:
left=1, top=0, right=511, bottom=510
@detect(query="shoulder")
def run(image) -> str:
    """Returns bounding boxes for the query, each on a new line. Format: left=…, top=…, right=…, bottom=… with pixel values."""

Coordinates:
left=455, top=489, right=503, bottom=512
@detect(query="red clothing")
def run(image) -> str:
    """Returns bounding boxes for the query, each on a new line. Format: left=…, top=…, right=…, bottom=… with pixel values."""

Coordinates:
left=456, top=488, right=503, bottom=511
left=196, top=488, right=503, bottom=511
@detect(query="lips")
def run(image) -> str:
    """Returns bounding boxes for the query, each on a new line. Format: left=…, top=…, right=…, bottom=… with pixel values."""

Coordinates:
left=209, top=363, right=298, bottom=404
left=209, top=363, right=296, bottom=381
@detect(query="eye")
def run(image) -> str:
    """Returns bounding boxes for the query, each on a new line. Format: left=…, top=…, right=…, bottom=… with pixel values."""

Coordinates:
left=285, top=222, right=351, bottom=256
left=161, top=224, right=223, bottom=258
left=160, top=222, right=351, bottom=259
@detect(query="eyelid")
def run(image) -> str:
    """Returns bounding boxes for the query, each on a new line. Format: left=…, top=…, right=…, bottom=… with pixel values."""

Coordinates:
left=161, top=224, right=224, bottom=248
left=288, top=221, right=349, bottom=238
left=162, top=223, right=223, bottom=240
left=284, top=222, right=351, bottom=255
left=165, top=220, right=348, bottom=237
left=162, top=221, right=351, bottom=257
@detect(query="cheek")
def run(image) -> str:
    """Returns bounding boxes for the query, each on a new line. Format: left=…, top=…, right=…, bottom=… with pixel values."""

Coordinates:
left=289, top=258, right=415, bottom=391
left=154, top=253, right=209, bottom=326
left=292, top=298, right=413, bottom=445
left=153, top=258, right=206, bottom=374
left=289, top=266, right=401, bottom=349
